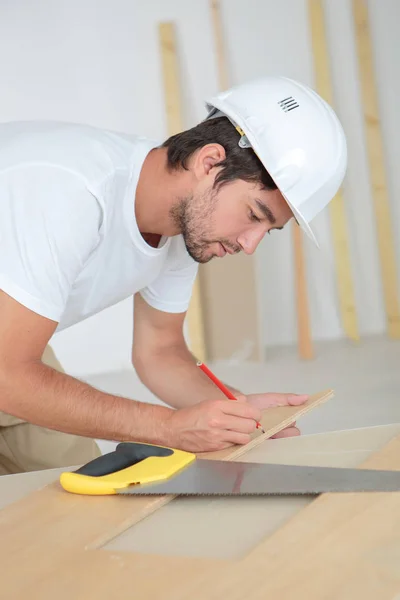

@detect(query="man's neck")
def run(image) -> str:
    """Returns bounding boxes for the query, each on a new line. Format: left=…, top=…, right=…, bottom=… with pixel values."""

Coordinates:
left=135, top=147, right=191, bottom=238
left=140, top=232, right=162, bottom=248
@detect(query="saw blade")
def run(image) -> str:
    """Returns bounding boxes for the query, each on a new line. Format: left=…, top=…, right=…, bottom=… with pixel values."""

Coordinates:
left=116, top=459, right=400, bottom=496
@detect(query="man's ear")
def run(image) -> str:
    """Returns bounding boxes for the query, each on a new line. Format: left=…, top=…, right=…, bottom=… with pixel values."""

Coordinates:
left=192, top=143, right=226, bottom=180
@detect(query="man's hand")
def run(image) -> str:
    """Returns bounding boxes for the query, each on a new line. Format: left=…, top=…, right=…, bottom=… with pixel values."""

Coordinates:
left=245, top=392, right=309, bottom=438
left=163, top=397, right=262, bottom=452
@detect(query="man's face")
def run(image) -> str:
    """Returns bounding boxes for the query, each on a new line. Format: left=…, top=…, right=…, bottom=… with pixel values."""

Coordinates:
left=170, top=177, right=294, bottom=264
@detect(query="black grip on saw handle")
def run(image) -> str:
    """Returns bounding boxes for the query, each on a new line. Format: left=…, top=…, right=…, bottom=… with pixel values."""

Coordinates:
left=74, top=442, right=174, bottom=478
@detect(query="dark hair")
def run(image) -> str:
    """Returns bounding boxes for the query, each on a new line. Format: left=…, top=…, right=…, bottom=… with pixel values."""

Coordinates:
left=161, top=116, right=277, bottom=192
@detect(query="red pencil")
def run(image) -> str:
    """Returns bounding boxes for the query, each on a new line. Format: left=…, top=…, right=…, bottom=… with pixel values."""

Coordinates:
left=197, top=361, right=265, bottom=433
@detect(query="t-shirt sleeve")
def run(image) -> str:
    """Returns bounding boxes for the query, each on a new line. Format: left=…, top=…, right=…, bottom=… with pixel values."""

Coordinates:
left=0, top=164, right=103, bottom=321
left=139, top=237, right=199, bottom=313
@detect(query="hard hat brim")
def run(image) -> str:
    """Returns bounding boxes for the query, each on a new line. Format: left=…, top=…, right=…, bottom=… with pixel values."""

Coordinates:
left=278, top=189, right=320, bottom=248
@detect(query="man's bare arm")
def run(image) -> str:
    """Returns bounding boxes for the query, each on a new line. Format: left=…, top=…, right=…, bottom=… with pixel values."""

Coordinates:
left=132, top=294, right=242, bottom=408
left=0, top=291, right=173, bottom=445
left=0, top=291, right=262, bottom=453
left=131, top=294, right=308, bottom=444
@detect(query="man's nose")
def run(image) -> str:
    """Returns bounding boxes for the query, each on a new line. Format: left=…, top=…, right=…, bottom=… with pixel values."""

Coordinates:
left=237, top=227, right=266, bottom=255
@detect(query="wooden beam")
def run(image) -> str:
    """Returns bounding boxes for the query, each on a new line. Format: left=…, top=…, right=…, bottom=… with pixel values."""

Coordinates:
left=308, top=0, right=359, bottom=341
left=293, top=221, right=314, bottom=359
left=210, top=0, right=314, bottom=361
left=158, top=22, right=207, bottom=360
left=210, top=0, right=229, bottom=90
left=198, top=1, right=263, bottom=362
left=352, top=0, right=400, bottom=338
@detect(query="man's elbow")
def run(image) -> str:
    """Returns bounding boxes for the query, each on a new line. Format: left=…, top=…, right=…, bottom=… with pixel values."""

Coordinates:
left=131, top=348, right=150, bottom=384
left=0, top=361, right=21, bottom=415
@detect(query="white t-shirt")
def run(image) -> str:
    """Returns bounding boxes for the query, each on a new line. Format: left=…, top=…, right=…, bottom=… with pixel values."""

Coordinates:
left=0, top=121, right=198, bottom=331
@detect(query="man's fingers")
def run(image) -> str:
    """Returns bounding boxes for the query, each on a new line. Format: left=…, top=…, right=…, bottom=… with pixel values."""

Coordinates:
left=271, top=426, right=301, bottom=439
left=247, top=393, right=309, bottom=408
left=222, top=430, right=252, bottom=446
left=219, top=414, right=258, bottom=435
left=234, top=394, right=247, bottom=403
left=266, top=393, right=308, bottom=406
left=218, top=399, right=262, bottom=423
left=286, top=394, right=309, bottom=406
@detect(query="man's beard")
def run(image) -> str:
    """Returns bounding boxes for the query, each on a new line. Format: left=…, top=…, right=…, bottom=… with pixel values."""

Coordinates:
left=169, top=189, right=219, bottom=264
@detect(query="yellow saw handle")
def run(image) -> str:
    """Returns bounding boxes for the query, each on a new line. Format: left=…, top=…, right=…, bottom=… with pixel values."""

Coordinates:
left=59, top=442, right=196, bottom=496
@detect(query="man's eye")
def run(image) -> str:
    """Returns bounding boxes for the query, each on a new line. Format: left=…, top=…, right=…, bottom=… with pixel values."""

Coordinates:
left=249, top=210, right=261, bottom=223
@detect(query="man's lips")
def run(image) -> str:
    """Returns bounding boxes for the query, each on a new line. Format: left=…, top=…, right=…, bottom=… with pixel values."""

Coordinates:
left=217, top=242, right=226, bottom=257
left=215, top=242, right=239, bottom=257
left=221, top=243, right=238, bottom=255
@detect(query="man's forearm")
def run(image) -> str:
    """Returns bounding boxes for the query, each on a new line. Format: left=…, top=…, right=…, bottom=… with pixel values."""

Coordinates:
left=0, top=361, right=173, bottom=444
left=134, top=345, right=243, bottom=409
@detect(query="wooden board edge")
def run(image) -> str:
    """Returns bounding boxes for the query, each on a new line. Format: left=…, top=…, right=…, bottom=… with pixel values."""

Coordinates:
left=197, top=388, right=334, bottom=461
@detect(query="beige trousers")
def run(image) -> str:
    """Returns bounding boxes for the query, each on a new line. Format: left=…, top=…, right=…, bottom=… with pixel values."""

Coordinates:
left=0, top=346, right=101, bottom=475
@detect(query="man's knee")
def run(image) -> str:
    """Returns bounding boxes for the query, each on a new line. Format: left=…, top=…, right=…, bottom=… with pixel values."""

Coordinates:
left=0, top=423, right=101, bottom=473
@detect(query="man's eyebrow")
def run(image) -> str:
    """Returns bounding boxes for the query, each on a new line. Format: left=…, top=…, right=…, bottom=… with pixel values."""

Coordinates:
left=255, top=199, right=276, bottom=224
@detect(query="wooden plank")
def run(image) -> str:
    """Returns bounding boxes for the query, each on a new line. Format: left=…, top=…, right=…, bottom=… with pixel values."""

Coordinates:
left=198, top=388, right=333, bottom=461
left=0, top=389, right=334, bottom=599
left=210, top=0, right=229, bottom=90
left=351, top=0, right=400, bottom=338
left=293, top=222, right=313, bottom=359
left=207, top=0, right=313, bottom=361
left=308, top=0, right=359, bottom=341
left=158, top=22, right=207, bottom=361
left=159, top=23, right=182, bottom=137
left=199, top=1, right=263, bottom=362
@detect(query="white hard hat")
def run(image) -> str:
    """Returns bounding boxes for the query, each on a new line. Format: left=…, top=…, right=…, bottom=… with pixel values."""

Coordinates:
left=204, top=75, right=348, bottom=246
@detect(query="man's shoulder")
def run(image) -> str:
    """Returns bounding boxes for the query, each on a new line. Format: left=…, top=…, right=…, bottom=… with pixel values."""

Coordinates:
left=0, top=120, right=158, bottom=181
left=0, top=119, right=141, bottom=140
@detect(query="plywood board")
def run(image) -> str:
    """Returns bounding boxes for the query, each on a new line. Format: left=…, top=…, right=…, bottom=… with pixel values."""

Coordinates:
left=199, top=1, right=262, bottom=362
left=0, top=389, right=332, bottom=599
left=158, top=22, right=207, bottom=361
left=2, top=414, right=400, bottom=599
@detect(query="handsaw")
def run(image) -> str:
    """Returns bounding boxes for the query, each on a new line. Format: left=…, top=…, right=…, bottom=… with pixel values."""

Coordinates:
left=59, top=442, right=400, bottom=496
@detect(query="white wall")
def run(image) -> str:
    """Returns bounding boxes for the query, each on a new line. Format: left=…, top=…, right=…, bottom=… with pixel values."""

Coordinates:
left=0, top=0, right=399, bottom=374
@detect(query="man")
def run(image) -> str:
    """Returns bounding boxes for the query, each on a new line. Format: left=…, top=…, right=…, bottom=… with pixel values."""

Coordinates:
left=0, top=76, right=347, bottom=474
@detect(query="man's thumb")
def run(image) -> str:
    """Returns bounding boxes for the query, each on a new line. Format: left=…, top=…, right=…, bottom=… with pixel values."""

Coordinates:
left=234, top=394, right=247, bottom=403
